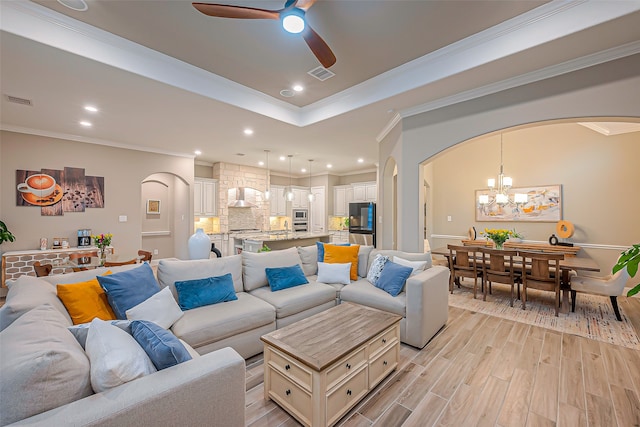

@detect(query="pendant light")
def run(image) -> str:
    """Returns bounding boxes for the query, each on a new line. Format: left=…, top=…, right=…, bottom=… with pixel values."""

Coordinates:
left=264, top=150, right=270, bottom=200
left=284, top=155, right=294, bottom=201
left=307, top=159, right=315, bottom=202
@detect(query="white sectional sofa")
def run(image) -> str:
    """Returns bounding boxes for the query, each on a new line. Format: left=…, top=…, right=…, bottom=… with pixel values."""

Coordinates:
left=0, top=244, right=449, bottom=425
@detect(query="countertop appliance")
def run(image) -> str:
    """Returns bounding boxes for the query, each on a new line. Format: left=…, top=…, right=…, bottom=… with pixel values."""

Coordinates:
left=349, top=202, right=376, bottom=246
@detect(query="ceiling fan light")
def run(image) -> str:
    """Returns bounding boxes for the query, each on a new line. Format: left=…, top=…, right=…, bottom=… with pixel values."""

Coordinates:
left=282, top=13, right=305, bottom=34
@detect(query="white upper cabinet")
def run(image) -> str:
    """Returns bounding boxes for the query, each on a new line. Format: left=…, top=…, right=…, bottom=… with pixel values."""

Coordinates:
left=269, top=185, right=287, bottom=216
left=352, top=182, right=376, bottom=202
left=194, top=178, right=218, bottom=217
left=334, top=182, right=376, bottom=215
left=292, top=188, right=309, bottom=209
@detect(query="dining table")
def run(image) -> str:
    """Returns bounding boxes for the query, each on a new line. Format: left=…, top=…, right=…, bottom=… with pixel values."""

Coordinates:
left=53, top=253, right=144, bottom=270
left=431, top=245, right=601, bottom=313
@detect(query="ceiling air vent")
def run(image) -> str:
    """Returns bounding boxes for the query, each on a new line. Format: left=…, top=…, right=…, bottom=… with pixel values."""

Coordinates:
left=5, top=95, right=33, bottom=106
left=308, top=66, right=335, bottom=82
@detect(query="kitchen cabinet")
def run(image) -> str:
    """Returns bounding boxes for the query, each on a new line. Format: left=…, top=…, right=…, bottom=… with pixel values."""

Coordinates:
left=333, top=186, right=349, bottom=216
left=292, top=188, right=309, bottom=209
left=194, top=178, right=218, bottom=217
left=269, top=185, right=287, bottom=216
left=352, top=182, right=376, bottom=202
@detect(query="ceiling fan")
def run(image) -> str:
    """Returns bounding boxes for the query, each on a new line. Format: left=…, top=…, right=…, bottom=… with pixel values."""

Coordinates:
left=192, top=0, right=336, bottom=68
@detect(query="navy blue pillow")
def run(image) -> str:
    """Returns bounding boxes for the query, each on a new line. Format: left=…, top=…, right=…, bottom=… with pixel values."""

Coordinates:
left=375, top=261, right=413, bottom=297
left=265, top=264, right=309, bottom=291
left=316, top=241, right=351, bottom=262
left=130, top=320, right=192, bottom=370
left=97, top=263, right=160, bottom=319
left=174, top=273, right=238, bottom=310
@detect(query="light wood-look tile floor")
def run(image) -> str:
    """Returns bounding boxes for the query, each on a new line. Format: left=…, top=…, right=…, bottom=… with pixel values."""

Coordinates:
left=245, top=300, right=640, bottom=427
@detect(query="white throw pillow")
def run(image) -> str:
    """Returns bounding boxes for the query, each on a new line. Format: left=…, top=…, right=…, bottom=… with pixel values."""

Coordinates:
left=367, top=254, right=389, bottom=285
left=317, top=262, right=351, bottom=285
left=85, top=318, right=156, bottom=393
left=125, top=287, right=183, bottom=329
left=393, top=256, right=427, bottom=276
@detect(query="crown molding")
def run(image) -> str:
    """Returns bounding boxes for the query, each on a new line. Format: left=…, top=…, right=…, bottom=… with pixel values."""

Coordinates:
left=376, top=113, right=402, bottom=143
left=0, top=125, right=195, bottom=159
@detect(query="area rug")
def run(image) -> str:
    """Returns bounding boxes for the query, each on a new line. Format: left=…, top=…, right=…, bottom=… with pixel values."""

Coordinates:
left=448, top=281, right=640, bottom=350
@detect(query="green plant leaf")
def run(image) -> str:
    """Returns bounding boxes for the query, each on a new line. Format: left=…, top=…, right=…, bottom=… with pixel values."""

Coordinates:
left=627, top=284, right=640, bottom=297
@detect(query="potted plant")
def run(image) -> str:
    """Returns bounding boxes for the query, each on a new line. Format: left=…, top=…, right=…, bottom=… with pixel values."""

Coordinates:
left=258, top=244, right=271, bottom=253
left=613, top=243, right=639, bottom=297
left=0, top=220, right=16, bottom=246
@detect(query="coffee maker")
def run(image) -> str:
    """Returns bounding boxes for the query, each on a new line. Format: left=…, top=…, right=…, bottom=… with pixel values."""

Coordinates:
left=78, top=229, right=92, bottom=247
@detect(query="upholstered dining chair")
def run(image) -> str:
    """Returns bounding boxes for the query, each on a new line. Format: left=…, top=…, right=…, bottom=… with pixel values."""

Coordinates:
left=570, top=267, right=630, bottom=321
left=447, top=244, right=483, bottom=299
left=103, top=258, right=138, bottom=267
left=68, top=251, right=98, bottom=271
left=519, top=251, right=564, bottom=316
left=138, top=250, right=153, bottom=262
left=33, top=261, right=53, bottom=277
left=479, top=247, right=521, bottom=307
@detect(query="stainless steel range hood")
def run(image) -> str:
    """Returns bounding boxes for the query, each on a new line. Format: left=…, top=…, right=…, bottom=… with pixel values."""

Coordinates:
left=228, top=187, right=256, bottom=208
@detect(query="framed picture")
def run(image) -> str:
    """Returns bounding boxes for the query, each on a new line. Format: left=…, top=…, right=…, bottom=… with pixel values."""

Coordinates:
left=475, top=184, right=562, bottom=222
left=146, top=199, right=161, bottom=215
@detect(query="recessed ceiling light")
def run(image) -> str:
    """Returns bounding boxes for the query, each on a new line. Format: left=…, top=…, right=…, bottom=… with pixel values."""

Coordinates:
left=258, top=161, right=264, bottom=166
left=301, top=168, right=307, bottom=173
left=280, top=156, right=286, bottom=161
left=79, top=121, right=92, bottom=127
left=357, top=158, right=364, bottom=163
left=57, top=0, right=88, bottom=12
left=194, top=150, right=202, bottom=155
left=84, top=105, right=98, bottom=112
left=293, top=85, right=304, bottom=92
left=280, top=89, right=295, bottom=98
left=244, top=128, right=254, bottom=135
left=326, top=164, right=332, bottom=169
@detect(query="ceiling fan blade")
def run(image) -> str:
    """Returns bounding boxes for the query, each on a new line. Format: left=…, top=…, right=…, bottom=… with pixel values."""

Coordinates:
left=302, top=26, right=336, bottom=68
left=294, top=0, right=318, bottom=12
left=192, top=3, right=280, bottom=20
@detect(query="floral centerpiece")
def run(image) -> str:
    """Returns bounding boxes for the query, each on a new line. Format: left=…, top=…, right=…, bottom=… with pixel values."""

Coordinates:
left=480, top=228, right=518, bottom=250
left=92, top=233, right=113, bottom=265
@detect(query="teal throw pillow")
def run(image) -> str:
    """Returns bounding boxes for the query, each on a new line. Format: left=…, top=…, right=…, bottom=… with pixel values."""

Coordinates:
left=316, top=241, right=351, bottom=262
left=130, top=320, right=192, bottom=370
left=375, top=261, right=413, bottom=297
left=265, top=264, right=309, bottom=291
left=97, top=263, right=160, bottom=319
left=174, top=273, right=238, bottom=310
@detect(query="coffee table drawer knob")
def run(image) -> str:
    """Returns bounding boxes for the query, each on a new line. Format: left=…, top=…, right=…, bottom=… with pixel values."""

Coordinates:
left=346, top=363, right=351, bottom=369
left=285, top=364, right=290, bottom=371
left=347, top=389, right=352, bottom=396
left=383, top=360, right=388, bottom=366
left=382, top=338, right=387, bottom=344
left=285, top=389, right=291, bottom=396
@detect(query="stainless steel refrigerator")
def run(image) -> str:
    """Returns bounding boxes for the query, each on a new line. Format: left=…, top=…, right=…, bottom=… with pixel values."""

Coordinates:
left=348, top=202, right=376, bottom=246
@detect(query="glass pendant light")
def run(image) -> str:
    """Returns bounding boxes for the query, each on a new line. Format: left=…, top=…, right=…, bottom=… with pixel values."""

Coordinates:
left=307, top=159, right=315, bottom=202
left=264, top=150, right=270, bottom=200
left=285, top=155, right=294, bottom=201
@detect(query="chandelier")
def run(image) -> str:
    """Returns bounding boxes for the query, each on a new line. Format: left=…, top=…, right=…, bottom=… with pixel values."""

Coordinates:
left=479, top=134, right=527, bottom=206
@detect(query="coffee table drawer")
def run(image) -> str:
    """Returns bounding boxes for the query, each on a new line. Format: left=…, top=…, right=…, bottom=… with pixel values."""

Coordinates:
left=268, top=347, right=312, bottom=391
left=268, top=368, right=312, bottom=426
left=326, top=365, right=368, bottom=426
left=369, top=342, right=398, bottom=388
left=369, top=325, right=399, bottom=357
left=326, top=346, right=367, bottom=390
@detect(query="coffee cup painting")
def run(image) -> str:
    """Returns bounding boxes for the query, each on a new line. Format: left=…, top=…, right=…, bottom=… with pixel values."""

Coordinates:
left=16, top=168, right=104, bottom=216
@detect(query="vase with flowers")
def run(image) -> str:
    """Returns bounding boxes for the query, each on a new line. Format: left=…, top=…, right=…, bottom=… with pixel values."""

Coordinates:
left=481, top=228, right=517, bottom=250
left=92, top=233, right=113, bottom=266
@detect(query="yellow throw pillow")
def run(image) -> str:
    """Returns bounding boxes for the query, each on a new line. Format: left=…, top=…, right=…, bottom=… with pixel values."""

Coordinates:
left=57, top=272, right=115, bottom=325
left=323, top=244, right=360, bottom=281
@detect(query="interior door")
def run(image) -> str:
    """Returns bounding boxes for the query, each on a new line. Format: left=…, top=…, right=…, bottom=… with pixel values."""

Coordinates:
left=310, top=186, right=325, bottom=233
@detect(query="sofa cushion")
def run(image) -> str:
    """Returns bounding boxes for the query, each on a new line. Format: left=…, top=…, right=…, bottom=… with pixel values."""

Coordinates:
left=369, top=249, right=432, bottom=271
left=98, top=263, right=161, bottom=319
left=317, top=262, right=351, bottom=285
left=126, top=287, right=184, bottom=329
left=171, top=292, right=275, bottom=348
left=56, top=272, right=116, bottom=325
left=175, top=273, right=238, bottom=310
left=249, top=282, right=336, bottom=319
left=340, top=279, right=407, bottom=317
left=242, top=247, right=303, bottom=291
left=375, top=261, right=413, bottom=297
left=0, top=304, right=93, bottom=425
left=0, top=275, right=72, bottom=331
left=85, top=318, right=157, bottom=393
left=265, top=264, right=309, bottom=291
left=358, top=246, right=375, bottom=278
left=130, top=320, right=192, bottom=370
left=393, top=256, right=427, bottom=276
left=297, top=245, right=319, bottom=276
left=324, top=244, right=360, bottom=280
left=157, top=255, right=244, bottom=299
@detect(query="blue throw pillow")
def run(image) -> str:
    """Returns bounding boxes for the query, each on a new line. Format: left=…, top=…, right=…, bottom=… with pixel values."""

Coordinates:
left=97, top=263, right=160, bottom=319
left=174, top=273, right=238, bottom=311
left=375, top=261, right=413, bottom=297
left=130, top=320, right=192, bottom=370
left=265, top=264, right=309, bottom=291
left=316, top=241, right=351, bottom=262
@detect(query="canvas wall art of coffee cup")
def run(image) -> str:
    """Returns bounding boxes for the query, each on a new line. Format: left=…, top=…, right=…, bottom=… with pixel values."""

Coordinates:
left=17, top=174, right=57, bottom=198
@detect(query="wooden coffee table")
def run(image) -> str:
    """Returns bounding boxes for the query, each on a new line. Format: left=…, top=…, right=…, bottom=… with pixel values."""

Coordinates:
left=261, top=302, right=402, bottom=427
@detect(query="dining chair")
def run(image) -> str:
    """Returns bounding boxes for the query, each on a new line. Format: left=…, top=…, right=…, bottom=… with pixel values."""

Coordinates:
left=104, top=258, right=138, bottom=267
left=447, top=244, right=483, bottom=298
left=138, top=250, right=153, bottom=262
left=479, top=247, right=521, bottom=307
left=33, top=261, right=53, bottom=277
left=68, top=251, right=98, bottom=271
left=519, top=250, right=564, bottom=316
left=570, top=267, right=630, bottom=321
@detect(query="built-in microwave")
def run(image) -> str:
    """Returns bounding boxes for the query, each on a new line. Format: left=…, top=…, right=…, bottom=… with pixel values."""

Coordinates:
left=292, top=209, right=308, bottom=220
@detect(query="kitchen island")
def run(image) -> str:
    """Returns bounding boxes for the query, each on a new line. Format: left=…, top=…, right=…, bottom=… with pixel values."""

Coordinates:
left=235, top=232, right=331, bottom=253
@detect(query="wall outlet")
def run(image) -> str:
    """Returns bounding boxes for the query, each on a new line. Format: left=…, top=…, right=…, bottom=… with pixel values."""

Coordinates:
left=153, top=249, right=159, bottom=255
left=447, top=215, right=452, bottom=222
left=119, top=215, right=127, bottom=222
